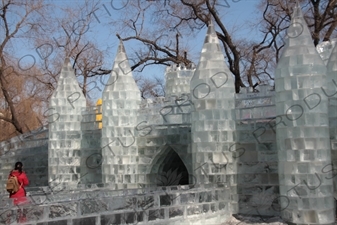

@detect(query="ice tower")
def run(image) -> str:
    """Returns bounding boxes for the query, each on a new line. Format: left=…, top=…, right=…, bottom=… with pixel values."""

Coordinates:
left=190, top=21, right=237, bottom=209
left=48, top=58, right=87, bottom=189
left=275, top=3, right=335, bottom=224
left=326, top=43, right=337, bottom=199
left=101, top=40, right=141, bottom=188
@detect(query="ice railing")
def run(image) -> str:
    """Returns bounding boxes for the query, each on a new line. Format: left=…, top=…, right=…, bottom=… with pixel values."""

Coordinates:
left=0, top=183, right=231, bottom=225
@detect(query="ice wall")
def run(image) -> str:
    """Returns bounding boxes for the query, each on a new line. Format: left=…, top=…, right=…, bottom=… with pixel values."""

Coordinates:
left=48, top=58, right=87, bottom=189
left=274, top=4, right=335, bottom=224
left=0, top=129, right=48, bottom=190
left=80, top=104, right=102, bottom=184
left=136, top=96, right=193, bottom=187
left=234, top=85, right=280, bottom=217
left=101, top=40, right=141, bottom=188
left=190, top=21, right=236, bottom=212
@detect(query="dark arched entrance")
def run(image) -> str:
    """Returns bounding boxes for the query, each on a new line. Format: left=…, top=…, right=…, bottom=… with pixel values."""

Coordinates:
left=152, top=147, right=189, bottom=186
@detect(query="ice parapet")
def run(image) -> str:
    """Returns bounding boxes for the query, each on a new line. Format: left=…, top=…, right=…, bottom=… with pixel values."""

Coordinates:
left=48, top=58, right=86, bottom=189
left=274, top=3, right=335, bottom=224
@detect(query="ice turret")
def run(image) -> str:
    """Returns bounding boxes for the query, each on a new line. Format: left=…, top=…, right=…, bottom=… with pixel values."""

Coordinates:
left=165, top=63, right=195, bottom=97
left=101, top=40, right=141, bottom=188
left=190, top=21, right=236, bottom=209
left=48, top=58, right=87, bottom=189
left=274, top=3, right=335, bottom=224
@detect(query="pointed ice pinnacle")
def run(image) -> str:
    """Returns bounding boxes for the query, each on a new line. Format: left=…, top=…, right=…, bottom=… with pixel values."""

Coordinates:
left=285, top=2, right=313, bottom=49
left=103, top=40, right=140, bottom=93
left=275, top=3, right=325, bottom=80
left=51, top=57, right=85, bottom=101
left=191, top=20, right=234, bottom=87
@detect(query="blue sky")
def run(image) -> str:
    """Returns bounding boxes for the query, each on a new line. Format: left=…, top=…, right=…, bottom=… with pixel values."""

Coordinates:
left=13, top=0, right=259, bottom=102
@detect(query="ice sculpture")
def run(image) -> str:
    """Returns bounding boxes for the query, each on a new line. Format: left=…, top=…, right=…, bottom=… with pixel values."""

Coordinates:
left=190, top=21, right=236, bottom=209
left=274, top=3, right=335, bottom=224
left=326, top=43, right=337, bottom=200
left=48, top=58, right=86, bottom=189
left=101, top=40, right=141, bottom=188
left=165, top=63, right=195, bottom=97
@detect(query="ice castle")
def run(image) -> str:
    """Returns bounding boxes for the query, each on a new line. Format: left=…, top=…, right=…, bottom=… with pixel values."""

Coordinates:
left=1, top=4, right=337, bottom=225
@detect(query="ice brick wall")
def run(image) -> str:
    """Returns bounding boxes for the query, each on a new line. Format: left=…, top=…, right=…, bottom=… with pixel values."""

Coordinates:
left=80, top=105, right=102, bottom=184
left=0, top=129, right=48, bottom=191
left=136, top=96, right=193, bottom=187
left=274, top=4, right=335, bottom=224
left=0, top=184, right=230, bottom=225
left=234, top=86, right=280, bottom=217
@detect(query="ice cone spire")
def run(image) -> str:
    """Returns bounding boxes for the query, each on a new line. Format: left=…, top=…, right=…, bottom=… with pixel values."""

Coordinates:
left=191, top=20, right=234, bottom=86
left=52, top=57, right=85, bottom=96
left=103, top=40, right=139, bottom=93
left=284, top=2, right=314, bottom=50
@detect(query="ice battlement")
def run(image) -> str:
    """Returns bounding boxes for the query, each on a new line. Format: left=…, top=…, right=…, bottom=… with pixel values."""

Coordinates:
left=165, top=63, right=196, bottom=73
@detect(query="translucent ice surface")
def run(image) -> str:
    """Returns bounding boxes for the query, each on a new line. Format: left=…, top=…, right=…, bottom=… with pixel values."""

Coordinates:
left=48, top=58, right=86, bottom=188
left=274, top=3, right=335, bottom=224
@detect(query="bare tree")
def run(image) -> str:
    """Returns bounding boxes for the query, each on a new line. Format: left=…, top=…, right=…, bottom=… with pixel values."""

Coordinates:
left=134, top=74, right=165, bottom=99
left=110, top=0, right=337, bottom=92
left=0, top=0, right=51, bottom=139
left=0, top=0, right=109, bottom=140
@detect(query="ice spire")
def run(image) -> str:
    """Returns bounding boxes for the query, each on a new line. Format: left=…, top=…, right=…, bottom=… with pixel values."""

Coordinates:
left=274, top=3, right=335, bottom=224
left=101, top=40, right=141, bottom=188
left=48, top=57, right=87, bottom=189
left=103, top=40, right=140, bottom=93
left=52, top=58, right=85, bottom=99
left=190, top=20, right=236, bottom=213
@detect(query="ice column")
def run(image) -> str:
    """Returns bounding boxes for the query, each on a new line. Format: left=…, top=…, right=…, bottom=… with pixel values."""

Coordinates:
left=275, top=4, right=335, bottom=224
left=326, top=43, right=337, bottom=199
left=190, top=21, right=236, bottom=202
left=48, top=58, right=86, bottom=189
left=101, top=40, right=141, bottom=189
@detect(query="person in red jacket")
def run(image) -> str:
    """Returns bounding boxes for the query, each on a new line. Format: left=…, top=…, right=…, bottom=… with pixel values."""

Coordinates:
left=8, top=161, right=29, bottom=223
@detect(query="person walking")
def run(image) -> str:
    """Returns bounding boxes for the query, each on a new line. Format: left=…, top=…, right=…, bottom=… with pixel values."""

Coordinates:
left=8, top=161, right=29, bottom=223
